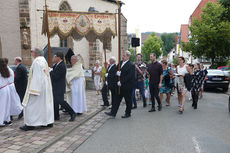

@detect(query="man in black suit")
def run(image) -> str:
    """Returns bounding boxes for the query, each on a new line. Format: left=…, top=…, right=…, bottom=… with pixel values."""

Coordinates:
left=50, top=52, right=76, bottom=122
left=106, top=51, right=135, bottom=118
left=14, top=57, right=28, bottom=119
left=104, top=57, right=118, bottom=117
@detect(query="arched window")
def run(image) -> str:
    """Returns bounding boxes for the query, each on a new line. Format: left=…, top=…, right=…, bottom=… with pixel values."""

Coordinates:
left=59, top=1, right=73, bottom=48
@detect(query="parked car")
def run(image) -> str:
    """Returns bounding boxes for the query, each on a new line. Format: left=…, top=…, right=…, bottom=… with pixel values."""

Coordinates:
left=218, top=66, right=230, bottom=76
left=204, top=69, right=229, bottom=92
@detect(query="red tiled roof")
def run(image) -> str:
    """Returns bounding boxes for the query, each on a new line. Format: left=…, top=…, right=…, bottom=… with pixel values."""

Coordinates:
left=180, top=24, right=189, bottom=43
left=189, top=0, right=218, bottom=24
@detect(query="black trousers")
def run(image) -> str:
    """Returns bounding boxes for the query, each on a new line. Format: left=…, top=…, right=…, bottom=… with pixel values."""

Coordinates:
left=101, top=83, right=109, bottom=105
left=149, top=83, right=161, bottom=108
left=192, top=91, right=199, bottom=108
left=54, top=94, right=75, bottom=119
left=112, top=88, right=132, bottom=116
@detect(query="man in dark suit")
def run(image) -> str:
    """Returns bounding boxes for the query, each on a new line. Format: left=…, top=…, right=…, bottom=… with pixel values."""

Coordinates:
left=105, top=51, right=135, bottom=118
left=104, top=57, right=118, bottom=117
left=14, top=57, right=28, bottom=119
left=50, top=52, right=76, bottom=122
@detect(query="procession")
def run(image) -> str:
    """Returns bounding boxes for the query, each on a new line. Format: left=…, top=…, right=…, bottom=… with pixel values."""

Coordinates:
left=0, top=0, right=230, bottom=152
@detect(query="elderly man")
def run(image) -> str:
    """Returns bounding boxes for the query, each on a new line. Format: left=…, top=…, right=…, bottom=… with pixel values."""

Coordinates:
left=66, top=55, right=87, bottom=114
left=105, top=51, right=135, bottom=118
left=104, top=56, right=118, bottom=117
left=20, top=48, right=54, bottom=131
left=14, top=57, right=28, bottom=119
left=50, top=52, right=77, bottom=122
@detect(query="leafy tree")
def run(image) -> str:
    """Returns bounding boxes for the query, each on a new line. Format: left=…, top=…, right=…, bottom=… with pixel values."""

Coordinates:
left=128, top=47, right=136, bottom=62
left=173, top=57, right=178, bottom=65
left=182, top=2, right=230, bottom=66
left=161, top=33, right=176, bottom=56
left=141, top=32, right=163, bottom=62
left=218, top=0, right=230, bottom=21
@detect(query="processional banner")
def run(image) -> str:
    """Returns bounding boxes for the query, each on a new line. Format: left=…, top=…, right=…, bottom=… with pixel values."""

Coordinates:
left=42, top=11, right=117, bottom=43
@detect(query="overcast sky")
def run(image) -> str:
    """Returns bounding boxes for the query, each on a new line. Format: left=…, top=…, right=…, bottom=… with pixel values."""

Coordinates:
left=121, top=0, right=202, bottom=34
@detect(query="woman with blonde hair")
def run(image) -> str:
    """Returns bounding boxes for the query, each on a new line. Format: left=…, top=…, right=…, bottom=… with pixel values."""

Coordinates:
left=93, top=60, right=102, bottom=95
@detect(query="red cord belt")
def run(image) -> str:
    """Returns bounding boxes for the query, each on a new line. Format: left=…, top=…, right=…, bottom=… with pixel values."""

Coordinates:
left=0, top=82, right=13, bottom=89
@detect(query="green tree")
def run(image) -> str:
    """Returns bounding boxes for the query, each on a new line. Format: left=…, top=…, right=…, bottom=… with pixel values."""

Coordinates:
left=219, top=0, right=230, bottom=21
left=182, top=2, right=230, bottom=66
left=161, top=33, right=176, bottom=56
left=141, top=32, right=163, bottom=62
left=128, top=47, right=136, bottom=62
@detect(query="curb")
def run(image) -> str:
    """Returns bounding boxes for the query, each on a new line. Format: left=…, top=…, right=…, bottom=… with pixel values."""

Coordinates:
left=32, top=107, right=106, bottom=153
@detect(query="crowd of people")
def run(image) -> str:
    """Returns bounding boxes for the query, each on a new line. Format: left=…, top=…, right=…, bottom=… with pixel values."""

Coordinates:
left=0, top=48, right=208, bottom=130
left=102, top=51, right=208, bottom=118
left=0, top=48, right=87, bottom=130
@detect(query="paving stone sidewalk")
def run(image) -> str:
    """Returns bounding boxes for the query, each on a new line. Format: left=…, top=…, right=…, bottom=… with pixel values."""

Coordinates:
left=43, top=111, right=109, bottom=153
left=0, top=90, right=105, bottom=153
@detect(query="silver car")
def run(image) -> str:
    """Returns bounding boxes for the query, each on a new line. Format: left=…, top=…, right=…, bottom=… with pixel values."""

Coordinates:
left=204, top=69, right=229, bottom=92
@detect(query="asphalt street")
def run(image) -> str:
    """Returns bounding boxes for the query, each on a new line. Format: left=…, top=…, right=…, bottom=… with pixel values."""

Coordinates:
left=74, top=91, right=230, bottom=153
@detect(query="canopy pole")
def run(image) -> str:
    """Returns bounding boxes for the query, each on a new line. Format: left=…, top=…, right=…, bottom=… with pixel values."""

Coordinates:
left=45, top=0, right=52, bottom=67
left=117, top=0, right=121, bottom=95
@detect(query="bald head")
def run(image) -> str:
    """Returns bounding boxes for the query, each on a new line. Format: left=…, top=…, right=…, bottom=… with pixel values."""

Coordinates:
left=14, top=57, right=22, bottom=65
left=71, top=55, right=78, bottom=65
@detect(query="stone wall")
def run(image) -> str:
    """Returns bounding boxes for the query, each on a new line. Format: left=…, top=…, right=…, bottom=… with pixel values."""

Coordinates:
left=0, top=1, right=21, bottom=64
left=19, top=0, right=32, bottom=65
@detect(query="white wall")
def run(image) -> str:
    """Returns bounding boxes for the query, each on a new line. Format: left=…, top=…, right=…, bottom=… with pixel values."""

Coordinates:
left=30, top=0, right=120, bottom=68
left=0, top=0, right=21, bottom=64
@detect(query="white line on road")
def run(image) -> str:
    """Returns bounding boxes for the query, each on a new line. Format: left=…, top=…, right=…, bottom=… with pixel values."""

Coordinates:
left=192, top=137, right=202, bottom=153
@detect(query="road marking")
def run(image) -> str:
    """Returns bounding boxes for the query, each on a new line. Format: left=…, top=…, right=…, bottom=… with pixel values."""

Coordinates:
left=192, top=137, right=201, bottom=153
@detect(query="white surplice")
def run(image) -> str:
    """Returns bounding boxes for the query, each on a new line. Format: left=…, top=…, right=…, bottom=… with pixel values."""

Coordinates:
left=22, top=56, right=54, bottom=126
left=71, top=77, right=87, bottom=113
left=0, top=68, right=22, bottom=125
left=66, top=62, right=87, bottom=113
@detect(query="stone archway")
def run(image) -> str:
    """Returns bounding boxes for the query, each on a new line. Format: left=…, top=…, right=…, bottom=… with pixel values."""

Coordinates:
left=59, top=1, right=73, bottom=49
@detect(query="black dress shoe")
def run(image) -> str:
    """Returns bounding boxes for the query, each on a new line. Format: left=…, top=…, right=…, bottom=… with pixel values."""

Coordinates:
left=18, top=111, right=23, bottom=119
left=104, top=112, right=115, bottom=117
left=132, top=105, right=137, bottom=109
left=158, top=105, right=162, bottom=111
left=41, top=124, right=53, bottom=128
left=121, top=114, right=131, bottom=118
left=149, top=108, right=156, bottom=112
left=77, top=113, right=83, bottom=116
left=69, top=113, right=77, bottom=122
left=55, top=117, right=60, bottom=121
left=3, top=121, right=12, bottom=125
left=19, top=125, right=35, bottom=131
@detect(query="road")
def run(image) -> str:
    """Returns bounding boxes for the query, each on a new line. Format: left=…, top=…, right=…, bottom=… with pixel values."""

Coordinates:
left=74, top=91, right=230, bottom=153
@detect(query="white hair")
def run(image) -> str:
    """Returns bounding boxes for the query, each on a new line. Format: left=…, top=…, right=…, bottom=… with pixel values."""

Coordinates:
left=96, top=60, right=100, bottom=64
left=110, top=56, right=116, bottom=62
left=125, top=50, right=131, bottom=58
left=32, top=48, right=43, bottom=56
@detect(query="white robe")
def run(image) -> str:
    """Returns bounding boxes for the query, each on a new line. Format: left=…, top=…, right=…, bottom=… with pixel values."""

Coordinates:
left=71, top=77, right=87, bottom=113
left=66, top=62, right=87, bottom=113
left=0, top=68, right=22, bottom=125
left=22, top=56, right=54, bottom=126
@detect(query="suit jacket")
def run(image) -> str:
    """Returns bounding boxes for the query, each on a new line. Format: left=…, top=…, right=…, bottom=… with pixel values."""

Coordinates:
left=120, top=60, right=135, bottom=91
left=108, top=64, right=118, bottom=89
left=14, top=63, right=28, bottom=101
left=50, top=61, right=66, bottom=97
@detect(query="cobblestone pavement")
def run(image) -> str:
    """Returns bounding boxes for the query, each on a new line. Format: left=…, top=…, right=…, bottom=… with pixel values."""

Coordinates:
left=0, top=90, right=106, bottom=153
left=43, top=111, right=109, bottom=153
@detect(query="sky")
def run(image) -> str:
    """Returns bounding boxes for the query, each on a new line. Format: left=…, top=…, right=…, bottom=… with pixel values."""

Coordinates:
left=121, top=0, right=202, bottom=34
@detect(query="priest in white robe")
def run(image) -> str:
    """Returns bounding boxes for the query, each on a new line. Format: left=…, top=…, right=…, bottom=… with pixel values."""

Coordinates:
left=66, top=55, right=87, bottom=114
left=20, top=48, right=54, bottom=131
left=0, top=58, right=22, bottom=126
